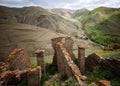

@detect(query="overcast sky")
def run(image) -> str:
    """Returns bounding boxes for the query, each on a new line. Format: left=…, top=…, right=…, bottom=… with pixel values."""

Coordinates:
left=0, top=0, right=120, bottom=10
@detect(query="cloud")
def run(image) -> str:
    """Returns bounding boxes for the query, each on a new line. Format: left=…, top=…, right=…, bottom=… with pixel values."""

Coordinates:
left=0, top=0, right=120, bottom=10
left=59, top=0, right=120, bottom=10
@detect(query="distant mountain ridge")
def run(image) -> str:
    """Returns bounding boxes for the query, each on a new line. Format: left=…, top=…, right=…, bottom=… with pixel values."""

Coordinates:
left=48, top=8, right=75, bottom=19
left=0, top=6, right=80, bottom=34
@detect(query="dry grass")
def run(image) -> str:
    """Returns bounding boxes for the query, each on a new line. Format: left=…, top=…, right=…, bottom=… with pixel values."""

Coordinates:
left=0, top=22, right=59, bottom=60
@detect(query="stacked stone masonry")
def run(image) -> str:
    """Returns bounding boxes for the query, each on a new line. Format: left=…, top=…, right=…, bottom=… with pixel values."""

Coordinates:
left=55, top=41, right=86, bottom=86
left=86, top=53, right=120, bottom=77
left=0, top=48, right=41, bottom=86
left=5, top=48, right=31, bottom=70
left=0, top=66, right=41, bottom=85
left=51, top=36, right=75, bottom=65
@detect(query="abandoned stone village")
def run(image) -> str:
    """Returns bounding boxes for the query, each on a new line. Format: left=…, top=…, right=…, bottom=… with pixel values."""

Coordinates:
left=0, top=36, right=120, bottom=86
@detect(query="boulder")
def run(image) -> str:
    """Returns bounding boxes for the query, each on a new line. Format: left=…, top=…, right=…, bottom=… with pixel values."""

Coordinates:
left=98, top=80, right=111, bottom=86
left=85, top=53, right=101, bottom=70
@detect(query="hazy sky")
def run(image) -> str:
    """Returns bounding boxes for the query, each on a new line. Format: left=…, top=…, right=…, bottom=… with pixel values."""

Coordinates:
left=0, top=0, right=120, bottom=10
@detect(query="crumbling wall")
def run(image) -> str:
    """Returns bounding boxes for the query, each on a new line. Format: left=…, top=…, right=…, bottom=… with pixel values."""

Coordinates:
left=85, top=53, right=101, bottom=70
left=0, top=66, right=41, bottom=86
left=4, top=48, right=31, bottom=70
left=100, top=58, right=120, bottom=76
left=85, top=53, right=120, bottom=76
left=56, top=42, right=86, bottom=86
left=64, top=37, right=75, bottom=60
left=51, top=37, right=63, bottom=65
left=0, top=48, right=41, bottom=86
left=51, top=36, right=75, bottom=65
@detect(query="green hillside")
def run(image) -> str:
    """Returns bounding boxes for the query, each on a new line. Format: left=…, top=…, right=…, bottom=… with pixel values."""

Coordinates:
left=72, top=8, right=90, bottom=25
left=75, top=7, right=120, bottom=46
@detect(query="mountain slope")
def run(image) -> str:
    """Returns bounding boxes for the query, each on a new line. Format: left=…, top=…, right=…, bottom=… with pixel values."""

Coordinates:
left=72, top=8, right=90, bottom=23
left=76, top=7, right=120, bottom=45
left=0, top=21, right=62, bottom=60
left=0, top=6, right=79, bottom=34
left=0, top=21, right=97, bottom=61
left=0, top=6, right=88, bottom=60
left=48, top=8, right=75, bottom=19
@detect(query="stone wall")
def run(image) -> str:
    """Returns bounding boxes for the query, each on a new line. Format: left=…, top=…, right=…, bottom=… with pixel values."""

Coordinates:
left=51, top=37, right=63, bottom=65
left=0, top=48, right=41, bottom=86
left=64, top=36, right=75, bottom=60
left=4, top=48, right=31, bottom=70
left=85, top=53, right=120, bottom=76
left=0, top=66, right=41, bottom=86
left=100, top=58, right=120, bottom=76
left=51, top=36, right=75, bottom=65
left=85, top=53, right=101, bottom=70
left=56, top=42, right=86, bottom=86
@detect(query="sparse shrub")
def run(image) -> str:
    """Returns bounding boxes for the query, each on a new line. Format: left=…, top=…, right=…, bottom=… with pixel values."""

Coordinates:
left=41, top=73, right=50, bottom=85
left=41, top=63, right=58, bottom=85
left=46, top=63, right=58, bottom=75
left=43, top=81, right=61, bottom=86
left=31, top=63, right=37, bottom=67
left=60, top=73, right=68, bottom=81
left=74, top=58, right=78, bottom=65
left=17, top=81, right=27, bottom=86
left=71, top=32, right=78, bottom=39
left=65, top=77, right=79, bottom=86
left=85, top=66, right=120, bottom=85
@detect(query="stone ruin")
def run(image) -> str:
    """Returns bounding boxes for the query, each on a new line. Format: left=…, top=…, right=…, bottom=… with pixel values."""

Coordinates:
left=0, top=48, right=42, bottom=86
left=0, top=36, right=118, bottom=86
left=51, top=36, right=86, bottom=86
left=85, top=53, right=101, bottom=70
left=56, top=42, right=86, bottom=85
left=51, top=36, right=75, bottom=65
left=4, top=48, right=31, bottom=70
left=86, top=53, right=120, bottom=77
left=51, top=36, right=112, bottom=86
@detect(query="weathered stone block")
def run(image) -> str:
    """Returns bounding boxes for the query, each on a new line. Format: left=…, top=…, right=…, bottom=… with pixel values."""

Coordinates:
left=5, top=48, right=31, bottom=70
left=85, top=53, right=101, bottom=70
